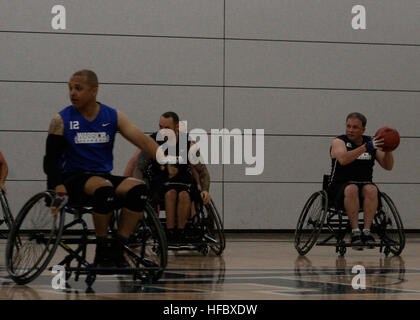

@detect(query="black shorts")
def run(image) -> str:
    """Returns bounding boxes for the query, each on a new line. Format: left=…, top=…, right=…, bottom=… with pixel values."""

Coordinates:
left=62, top=172, right=127, bottom=206
left=327, top=181, right=378, bottom=210
left=149, top=172, right=197, bottom=204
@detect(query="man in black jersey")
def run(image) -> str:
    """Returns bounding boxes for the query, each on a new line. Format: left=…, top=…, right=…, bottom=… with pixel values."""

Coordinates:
left=126, top=112, right=211, bottom=244
left=328, top=112, right=394, bottom=250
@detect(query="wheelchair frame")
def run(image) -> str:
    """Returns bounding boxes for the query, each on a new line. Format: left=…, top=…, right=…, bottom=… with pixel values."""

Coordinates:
left=5, top=190, right=168, bottom=288
left=294, top=176, right=405, bottom=257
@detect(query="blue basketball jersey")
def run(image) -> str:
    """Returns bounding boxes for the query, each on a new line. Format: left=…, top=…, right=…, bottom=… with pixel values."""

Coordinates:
left=59, top=102, right=118, bottom=173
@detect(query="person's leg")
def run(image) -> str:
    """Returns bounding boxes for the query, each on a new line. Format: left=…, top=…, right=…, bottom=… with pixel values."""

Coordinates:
left=342, top=184, right=363, bottom=250
left=84, top=176, right=115, bottom=237
left=83, top=176, right=116, bottom=266
left=361, top=184, right=378, bottom=248
left=164, top=189, right=177, bottom=242
left=164, top=189, right=177, bottom=229
left=361, top=184, right=378, bottom=230
left=343, top=184, right=360, bottom=229
left=176, top=191, right=191, bottom=230
left=115, top=177, right=146, bottom=238
left=109, top=177, right=148, bottom=267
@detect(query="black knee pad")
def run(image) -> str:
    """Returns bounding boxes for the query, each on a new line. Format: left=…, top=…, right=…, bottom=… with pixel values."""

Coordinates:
left=123, top=184, right=148, bottom=212
left=92, top=186, right=116, bottom=214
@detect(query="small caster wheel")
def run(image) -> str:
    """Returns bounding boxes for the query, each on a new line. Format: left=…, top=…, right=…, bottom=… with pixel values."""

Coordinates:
left=384, top=247, right=391, bottom=257
left=339, top=247, right=346, bottom=257
left=85, top=273, right=96, bottom=287
left=200, top=246, right=209, bottom=256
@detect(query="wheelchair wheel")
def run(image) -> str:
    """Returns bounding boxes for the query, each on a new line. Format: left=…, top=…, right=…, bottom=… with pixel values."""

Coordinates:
left=1, top=190, right=15, bottom=230
left=294, top=191, right=328, bottom=255
left=6, top=191, right=65, bottom=284
left=375, top=192, right=405, bottom=256
left=126, top=203, right=167, bottom=282
left=202, top=200, right=226, bottom=256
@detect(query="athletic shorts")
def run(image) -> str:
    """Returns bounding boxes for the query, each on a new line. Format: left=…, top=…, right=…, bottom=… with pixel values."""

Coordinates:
left=149, top=172, right=198, bottom=205
left=62, top=171, right=127, bottom=206
left=327, top=181, right=378, bottom=210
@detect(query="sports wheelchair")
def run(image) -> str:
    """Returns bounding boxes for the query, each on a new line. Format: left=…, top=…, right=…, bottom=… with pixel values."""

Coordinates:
left=294, top=175, right=405, bottom=257
left=5, top=190, right=168, bottom=288
left=152, top=190, right=226, bottom=256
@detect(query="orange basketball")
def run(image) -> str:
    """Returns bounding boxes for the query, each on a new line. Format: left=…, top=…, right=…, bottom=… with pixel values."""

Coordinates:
left=375, top=126, right=400, bottom=152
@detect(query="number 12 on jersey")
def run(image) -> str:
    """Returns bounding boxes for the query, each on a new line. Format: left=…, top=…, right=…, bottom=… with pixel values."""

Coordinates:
left=70, top=121, right=79, bottom=130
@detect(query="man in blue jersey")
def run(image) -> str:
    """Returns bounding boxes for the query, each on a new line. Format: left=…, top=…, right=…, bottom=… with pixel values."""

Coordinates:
left=43, top=69, right=162, bottom=268
left=327, top=112, right=394, bottom=250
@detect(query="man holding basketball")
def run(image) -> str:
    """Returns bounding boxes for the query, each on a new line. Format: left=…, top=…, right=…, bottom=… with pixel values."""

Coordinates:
left=327, top=112, right=394, bottom=250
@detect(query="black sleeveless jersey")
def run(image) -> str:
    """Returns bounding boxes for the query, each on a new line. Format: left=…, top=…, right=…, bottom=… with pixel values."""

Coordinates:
left=146, top=131, right=192, bottom=180
left=328, top=134, right=376, bottom=185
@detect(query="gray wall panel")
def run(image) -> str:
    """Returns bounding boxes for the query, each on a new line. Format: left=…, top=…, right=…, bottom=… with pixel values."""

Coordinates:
left=226, top=41, right=420, bottom=90
left=224, top=183, right=420, bottom=229
left=223, top=136, right=420, bottom=183
left=0, top=34, right=222, bottom=85
left=0, top=0, right=223, bottom=37
left=0, top=83, right=223, bottom=132
left=225, top=88, right=420, bottom=136
left=226, top=0, right=420, bottom=44
left=0, top=132, right=46, bottom=180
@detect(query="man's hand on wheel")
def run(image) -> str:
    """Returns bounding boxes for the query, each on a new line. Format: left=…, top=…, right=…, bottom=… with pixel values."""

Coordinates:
left=51, top=185, right=68, bottom=216
left=201, top=191, right=211, bottom=205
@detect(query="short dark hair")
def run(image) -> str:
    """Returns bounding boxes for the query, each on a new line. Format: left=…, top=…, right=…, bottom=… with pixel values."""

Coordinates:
left=346, top=112, right=367, bottom=127
left=72, top=69, right=98, bottom=87
left=161, top=111, right=179, bottom=125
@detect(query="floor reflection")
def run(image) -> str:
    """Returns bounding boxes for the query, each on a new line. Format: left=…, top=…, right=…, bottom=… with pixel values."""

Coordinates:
left=293, top=255, right=407, bottom=295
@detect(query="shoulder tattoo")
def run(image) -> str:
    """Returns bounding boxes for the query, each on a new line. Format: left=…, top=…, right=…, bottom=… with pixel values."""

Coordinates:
left=48, top=114, right=64, bottom=135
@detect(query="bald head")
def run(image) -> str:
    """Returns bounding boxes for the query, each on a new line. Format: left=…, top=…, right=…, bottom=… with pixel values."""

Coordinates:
left=71, top=69, right=98, bottom=88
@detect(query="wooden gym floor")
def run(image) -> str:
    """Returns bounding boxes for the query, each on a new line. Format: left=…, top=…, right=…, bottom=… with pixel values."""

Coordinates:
left=0, top=233, right=419, bottom=300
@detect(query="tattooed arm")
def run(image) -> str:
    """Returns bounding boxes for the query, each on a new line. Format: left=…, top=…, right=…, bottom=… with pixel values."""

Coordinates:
left=191, top=162, right=211, bottom=205
left=133, top=150, right=152, bottom=183
left=49, top=114, right=64, bottom=135
left=45, top=114, right=67, bottom=215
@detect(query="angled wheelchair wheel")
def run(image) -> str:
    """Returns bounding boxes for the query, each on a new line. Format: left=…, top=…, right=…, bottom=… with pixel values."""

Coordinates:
left=0, top=190, right=15, bottom=230
left=375, top=192, right=405, bottom=256
left=6, top=191, right=65, bottom=285
left=294, top=190, right=328, bottom=255
left=126, top=203, right=167, bottom=282
left=202, top=200, right=226, bottom=256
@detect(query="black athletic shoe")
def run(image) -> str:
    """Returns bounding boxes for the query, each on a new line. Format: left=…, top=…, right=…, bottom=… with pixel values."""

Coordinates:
left=93, top=241, right=116, bottom=268
left=166, top=229, right=177, bottom=245
left=362, top=233, right=376, bottom=249
left=351, top=234, right=364, bottom=251
left=176, top=229, right=188, bottom=245
left=110, top=237, right=130, bottom=268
